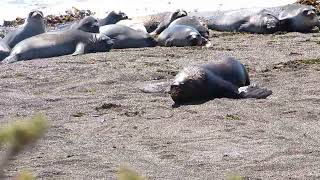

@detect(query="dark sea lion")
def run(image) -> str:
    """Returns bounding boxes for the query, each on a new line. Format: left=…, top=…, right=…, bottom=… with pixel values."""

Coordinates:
left=168, top=16, right=210, bottom=38
left=2, top=10, right=45, bottom=48
left=98, top=11, right=128, bottom=26
left=134, top=9, right=187, bottom=33
left=207, top=9, right=280, bottom=34
left=141, top=57, right=272, bottom=105
left=99, top=24, right=156, bottom=49
left=2, top=29, right=114, bottom=63
left=0, top=41, right=10, bottom=61
left=157, top=25, right=208, bottom=47
left=149, top=9, right=188, bottom=35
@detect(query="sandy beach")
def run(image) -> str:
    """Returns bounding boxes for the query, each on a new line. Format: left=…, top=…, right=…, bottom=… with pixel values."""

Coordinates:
left=0, top=30, right=319, bottom=179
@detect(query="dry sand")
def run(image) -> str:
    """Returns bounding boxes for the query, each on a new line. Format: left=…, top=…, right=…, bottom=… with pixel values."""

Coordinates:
left=0, top=31, right=320, bottom=179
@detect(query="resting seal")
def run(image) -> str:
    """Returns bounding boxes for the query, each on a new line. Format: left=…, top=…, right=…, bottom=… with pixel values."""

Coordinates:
left=157, top=25, right=208, bottom=47
left=100, top=24, right=156, bottom=49
left=98, top=11, right=128, bottom=26
left=0, top=41, right=10, bottom=61
left=133, top=9, right=187, bottom=33
left=168, top=16, right=210, bottom=38
left=207, top=9, right=280, bottom=34
left=2, top=29, right=114, bottom=63
left=149, top=9, right=188, bottom=35
left=117, top=19, right=148, bottom=33
left=2, top=10, right=45, bottom=48
left=69, top=16, right=100, bottom=33
left=275, top=4, right=320, bottom=32
left=141, top=57, right=272, bottom=105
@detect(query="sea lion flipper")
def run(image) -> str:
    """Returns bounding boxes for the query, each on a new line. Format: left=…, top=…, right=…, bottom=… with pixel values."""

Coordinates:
left=72, top=43, right=86, bottom=56
left=2, top=55, right=18, bottom=64
left=140, top=81, right=171, bottom=93
left=239, top=84, right=272, bottom=99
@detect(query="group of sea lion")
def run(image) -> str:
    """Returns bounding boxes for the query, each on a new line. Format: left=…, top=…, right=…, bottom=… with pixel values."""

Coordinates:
left=0, top=3, right=318, bottom=105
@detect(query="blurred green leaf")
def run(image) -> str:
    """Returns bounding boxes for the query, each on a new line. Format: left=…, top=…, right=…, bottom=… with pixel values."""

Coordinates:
left=118, top=166, right=145, bottom=180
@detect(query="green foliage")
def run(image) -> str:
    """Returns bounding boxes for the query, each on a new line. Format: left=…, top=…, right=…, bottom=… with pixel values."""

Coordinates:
left=0, top=114, right=48, bottom=153
left=15, top=170, right=35, bottom=180
left=118, top=166, right=145, bottom=180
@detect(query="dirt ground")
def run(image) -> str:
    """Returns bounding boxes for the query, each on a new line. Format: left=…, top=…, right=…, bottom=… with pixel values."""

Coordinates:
left=0, top=31, right=320, bottom=179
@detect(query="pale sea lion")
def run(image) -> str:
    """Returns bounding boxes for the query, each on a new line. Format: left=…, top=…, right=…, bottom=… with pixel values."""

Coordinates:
left=117, top=19, right=148, bottom=33
left=2, top=10, right=45, bottom=48
left=141, top=57, right=272, bottom=105
left=99, top=24, right=156, bottom=48
left=2, top=29, right=114, bottom=63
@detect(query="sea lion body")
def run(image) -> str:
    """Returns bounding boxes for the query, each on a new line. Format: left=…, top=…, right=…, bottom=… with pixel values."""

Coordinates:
left=169, top=57, right=272, bottom=104
left=168, top=16, right=210, bottom=38
left=2, top=29, right=114, bottom=63
left=2, top=10, right=45, bottom=48
left=157, top=25, right=206, bottom=47
left=100, top=24, right=156, bottom=48
left=206, top=9, right=280, bottom=34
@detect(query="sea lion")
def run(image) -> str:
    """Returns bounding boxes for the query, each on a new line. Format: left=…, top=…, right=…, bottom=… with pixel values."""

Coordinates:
left=133, top=9, right=187, bottom=33
left=99, top=24, right=156, bottom=49
left=157, top=25, right=208, bottom=47
left=2, top=10, right=45, bottom=48
left=141, top=57, right=272, bottom=105
left=69, top=16, right=100, bottom=33
left=0, top=41, right=10, bottom=61
left=116, top=19, right=148, bottom=33
left=149, top=9, right=188, bottom=35
left=168, top=16, right=210, bottom=38
left=207, top=9, right=280, bottom=34
left=2, top=29, right=114, bottom=63
left=275, top=4, right=320, bottom=32
left=98, top=11, right=128, bottom=26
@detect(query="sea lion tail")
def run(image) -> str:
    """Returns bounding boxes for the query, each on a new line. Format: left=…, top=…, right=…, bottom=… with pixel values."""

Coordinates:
left=238, top=84, right=272, bottom=99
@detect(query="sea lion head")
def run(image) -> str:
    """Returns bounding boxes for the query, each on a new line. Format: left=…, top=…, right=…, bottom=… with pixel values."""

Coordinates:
left=78, top=16, right=100, bottom=33
left=27, top=10, right=44, bottom=22
left=170, top=9, right=188, bottom=22
left=170, top=66, right=207, bottom=104
left=91, top=34, right=114, bottom=52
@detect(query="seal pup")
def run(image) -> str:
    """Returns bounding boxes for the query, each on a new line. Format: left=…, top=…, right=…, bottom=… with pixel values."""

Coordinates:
left=168, top=16, right=210, bottom=38
left=2, top=30, right=114, bottom=63
left=157, top=25, right=209, bottom=47
left=2, top=10, right=45, bottom=48
left=98, top=11, right=128, bottom=26
left=207, top=9, right=280, bottom=34
left=149, top=9, right=188, bottom=35
left=0, top=41, right=10, bottom=61
left=141, top=57, right=272, bottom=105
left=99, top=24, right=156, bottom=48
left=133, top=9, right=187, bottom=33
